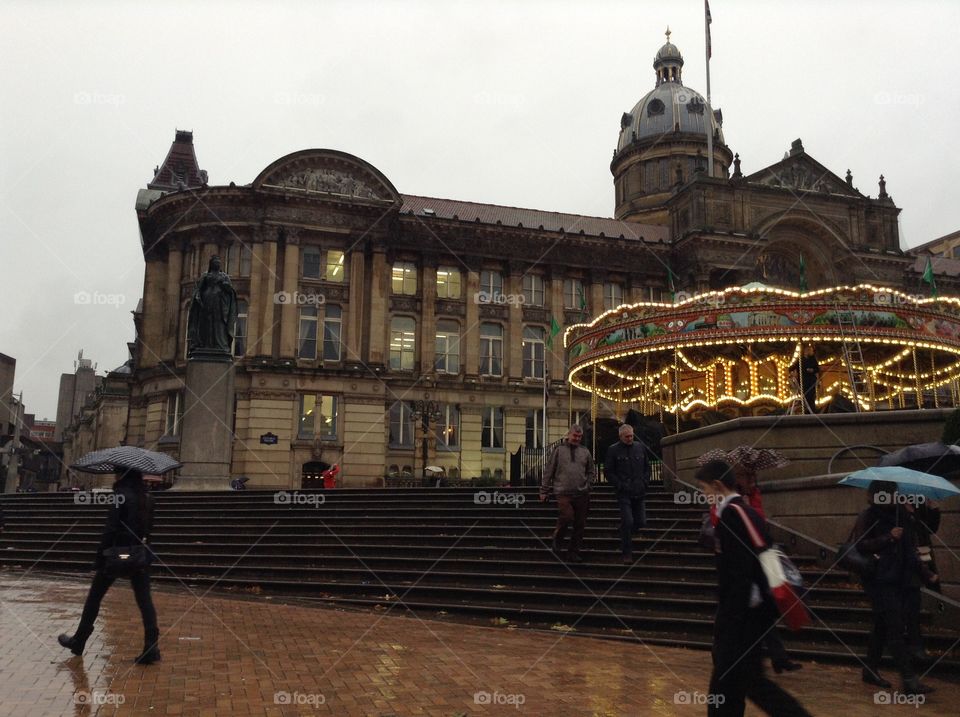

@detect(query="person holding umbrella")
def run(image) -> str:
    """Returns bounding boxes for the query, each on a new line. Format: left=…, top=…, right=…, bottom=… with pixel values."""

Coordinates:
left=847, top=478, right=937, bottom=695
left=58, top=446, right=180, bottom=664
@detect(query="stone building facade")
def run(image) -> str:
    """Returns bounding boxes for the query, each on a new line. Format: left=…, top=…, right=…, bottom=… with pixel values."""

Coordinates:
left=125, top=36, right=952, bottom=488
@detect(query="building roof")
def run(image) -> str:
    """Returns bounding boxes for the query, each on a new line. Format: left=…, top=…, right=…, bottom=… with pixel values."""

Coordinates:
left=909, top=229, right=960, bottom=254
left=399, top=195, right=667, bottom=242
left=148, top=130, right=207, bottom=190
left=912, top=254, right=960, bottom=277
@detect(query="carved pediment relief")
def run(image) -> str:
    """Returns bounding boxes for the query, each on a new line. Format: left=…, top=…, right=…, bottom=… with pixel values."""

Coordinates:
left=253, top=149, right=401, bottom=203
left=747, top=156, right=862, bottom=198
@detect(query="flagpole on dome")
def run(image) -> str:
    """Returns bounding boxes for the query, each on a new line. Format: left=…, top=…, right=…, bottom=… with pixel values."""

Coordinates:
left=704, top=0, right=714, bottom=178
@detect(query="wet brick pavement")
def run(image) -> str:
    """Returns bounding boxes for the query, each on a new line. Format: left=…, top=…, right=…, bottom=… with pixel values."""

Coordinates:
left=0, top=570, right=957, bottom=716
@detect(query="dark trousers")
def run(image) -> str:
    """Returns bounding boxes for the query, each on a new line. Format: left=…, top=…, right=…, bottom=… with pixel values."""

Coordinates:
left=75, top=569, right=158, bottom=639
left=709, top=610, right=811, bottom=716
left=616, top=493, right=646, bottom=555
left=554, top=493, right=590, bottom=555
left=865, top=583, right=918, bottom=681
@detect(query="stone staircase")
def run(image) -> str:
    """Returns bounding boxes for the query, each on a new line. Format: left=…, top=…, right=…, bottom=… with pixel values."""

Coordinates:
left=1, top=486, right=957, bottom=668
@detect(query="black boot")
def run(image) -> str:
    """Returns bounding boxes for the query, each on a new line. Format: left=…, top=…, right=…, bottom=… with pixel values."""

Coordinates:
left=134, top=628, right=161, bottom=665
left=58, top=633, right=87, bottom=656
left=862, top=667, right=891, bottom=688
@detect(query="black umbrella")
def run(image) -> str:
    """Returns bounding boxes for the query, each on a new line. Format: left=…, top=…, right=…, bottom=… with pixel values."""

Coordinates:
left=72, top=446, right=182, bottom=475
left=877, top=442, right=960, bottom=478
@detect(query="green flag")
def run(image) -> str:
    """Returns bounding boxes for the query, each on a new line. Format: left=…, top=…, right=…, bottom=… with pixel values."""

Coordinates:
left=799, top=253, right=808, bottom=293
left=667, top=265, right=676, bottom=301
left=577, top=283, right=588, bottom=320
left=546, top=316, right=561, bottom=349
left=923, top=256, right=938, bottom=297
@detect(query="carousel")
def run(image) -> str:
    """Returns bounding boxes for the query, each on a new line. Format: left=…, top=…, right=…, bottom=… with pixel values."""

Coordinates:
left=565, top=283, right=960, bottom=421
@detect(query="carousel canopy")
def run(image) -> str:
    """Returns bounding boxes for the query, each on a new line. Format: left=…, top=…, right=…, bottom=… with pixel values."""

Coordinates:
left=564, top=284, right=960, bottom=414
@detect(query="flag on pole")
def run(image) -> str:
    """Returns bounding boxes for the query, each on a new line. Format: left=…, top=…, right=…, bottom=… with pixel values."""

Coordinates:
left=546, top=316, right=561, bottom=349
left=799, top=253, right=808, bottom=293
left=577, top=283, right=588, bottom=321
left=705, top=0, right=712, bottom=59
left=667, top=265, right=676, bottom=301
left=923, top=256, right=938, bottom=297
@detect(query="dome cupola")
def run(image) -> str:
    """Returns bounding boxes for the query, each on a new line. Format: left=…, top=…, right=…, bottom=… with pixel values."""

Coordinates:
left=654, top=27, right=684, bottom=86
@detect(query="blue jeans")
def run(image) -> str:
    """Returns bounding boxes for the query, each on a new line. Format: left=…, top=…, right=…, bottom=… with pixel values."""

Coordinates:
left=617, top=493, right=646, bottom=555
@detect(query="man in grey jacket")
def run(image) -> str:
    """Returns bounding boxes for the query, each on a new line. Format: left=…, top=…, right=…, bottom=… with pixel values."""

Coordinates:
left=540, top=425, right=596, bottom=562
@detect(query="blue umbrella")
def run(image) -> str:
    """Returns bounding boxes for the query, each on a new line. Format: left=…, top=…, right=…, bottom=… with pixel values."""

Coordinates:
left=839, top=466, right=960, bottom=500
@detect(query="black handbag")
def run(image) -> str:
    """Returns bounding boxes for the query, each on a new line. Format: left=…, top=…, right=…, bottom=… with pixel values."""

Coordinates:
left=838, top=524, right=878, bottom=579
left=102, top=542, right=150, bottom=576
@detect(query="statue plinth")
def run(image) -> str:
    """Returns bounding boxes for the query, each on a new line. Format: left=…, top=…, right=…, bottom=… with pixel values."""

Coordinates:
left=175, top=352, right=235, bottom=491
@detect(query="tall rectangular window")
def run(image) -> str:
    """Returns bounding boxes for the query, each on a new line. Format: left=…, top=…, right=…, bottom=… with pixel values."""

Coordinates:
left=298, top=306, right=318, bottom=359
left=325, top=250, right=345, bottom=282
left=389, top=316, right=416, bottom=370
left=389, top=401, right=415, bottom=447
left=479, top=323, right=503, bottom=376
left=392, top=262, right=417, bottom=295
left=225, top=244, right=251, bottom=277
left=302, top=246, right=322, bottom=279
left=604, top=282, right=624, bottom=311
left=563, top=278, right=586, bottom=310
left=234, top=300, right=248, bottom=357
left=522, top=275, right=545, bottom=306
left=435, top=404, right=460, bottom=448
left=164, top=392, right=183, bottom=437
left=322, top=305, right=342, bottom=361
left=482, top=407, right=504, bottom=449
left=525, top=409, right=546, bottom=449
left=522, top=326, right=545, bottom=379
left=435, top=319, right=460, bottom=374
left=299, top=394, right=338, bottom=439
left=480, top=270, right=503, bottom=297
left=436, top=267, right=461, bottom=299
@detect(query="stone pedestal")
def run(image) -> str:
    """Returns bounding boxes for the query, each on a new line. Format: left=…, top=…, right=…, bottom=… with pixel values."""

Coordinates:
left=175, top=351, right=235, bottom=490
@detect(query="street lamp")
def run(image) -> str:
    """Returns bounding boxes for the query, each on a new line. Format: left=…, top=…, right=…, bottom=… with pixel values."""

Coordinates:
left=411, top=400, right=442, bottom=481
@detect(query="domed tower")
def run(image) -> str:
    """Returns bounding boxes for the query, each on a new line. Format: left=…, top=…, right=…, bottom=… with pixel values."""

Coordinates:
left=612, top=30, right=733, bottom=224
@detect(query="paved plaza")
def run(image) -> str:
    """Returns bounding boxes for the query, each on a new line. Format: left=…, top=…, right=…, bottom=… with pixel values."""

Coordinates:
left=0, top=570, right=957, bottom=716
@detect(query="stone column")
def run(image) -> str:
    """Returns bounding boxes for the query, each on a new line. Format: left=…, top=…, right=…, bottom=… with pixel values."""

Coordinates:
left=506, top=266, right=523, bottom=380
left=368, top=244, right=388, bottom=365
left=459, top=402, right=484, bottom=479
left=463, top=269, right=481, bottom=378
left=590, top=270, right=604, bottom=320
left=259, top=237, right=280, bottom=357
left=165, top=243, right=184, bottom=362
left=279, top=230, right=300, bottom=359
left=346, top=249, right=366, bottom=364
left=420, top=263, right=437, bottom=374
left=246, top=233, right=264, bottom=354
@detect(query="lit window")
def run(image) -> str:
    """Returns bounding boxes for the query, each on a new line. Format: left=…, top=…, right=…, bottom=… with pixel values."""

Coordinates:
left=392, top=262, right=417, bottom=295
left=435, top=404, right=460, bottom=448
left=326, top=250, right=345, bottom=282
left=390, top=316, right=416, bottom=370
left=298, top=394, right=338, bottom=439
left=436, top=267, right=461, bottom=299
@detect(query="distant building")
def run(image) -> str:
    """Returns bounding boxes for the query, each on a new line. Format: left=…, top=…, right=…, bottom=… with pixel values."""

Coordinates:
left=910, top=229, right=960, bottom=259
left=0, top=353, right=15, bottom=435
left=54, top=351, right=101, bottom=441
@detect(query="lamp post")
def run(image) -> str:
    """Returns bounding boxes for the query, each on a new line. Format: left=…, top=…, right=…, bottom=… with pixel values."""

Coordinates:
left=412, top=400, right=442, bottom=481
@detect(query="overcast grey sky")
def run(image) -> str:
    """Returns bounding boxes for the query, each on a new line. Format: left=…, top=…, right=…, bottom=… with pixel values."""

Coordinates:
left=2, top=0, right=958, bottom=419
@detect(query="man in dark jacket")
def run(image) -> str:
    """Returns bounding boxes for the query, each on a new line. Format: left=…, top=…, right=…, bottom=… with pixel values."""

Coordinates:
left=540, top=425, right=596, bottom=562
left=605, top=424, right=649, bottom=564
left=695, top=460, right=810, bottom=717
left=853, top=481, right=935, bottom=694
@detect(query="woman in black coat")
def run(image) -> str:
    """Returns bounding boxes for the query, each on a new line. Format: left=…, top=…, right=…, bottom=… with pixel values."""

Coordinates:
left=58, top=469, right=160, bottom=664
